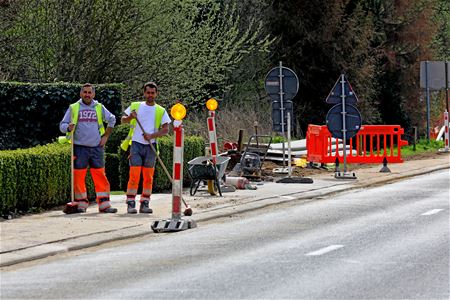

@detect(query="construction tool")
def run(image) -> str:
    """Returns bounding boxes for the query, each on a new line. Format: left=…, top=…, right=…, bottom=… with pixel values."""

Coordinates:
left=125, top=111, right=193, bottom=216
left=63, top=122, right=79, bottom=214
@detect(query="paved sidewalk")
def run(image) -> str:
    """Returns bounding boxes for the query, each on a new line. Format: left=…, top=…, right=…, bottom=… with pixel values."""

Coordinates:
left=1, top=153, right=449, bottom=267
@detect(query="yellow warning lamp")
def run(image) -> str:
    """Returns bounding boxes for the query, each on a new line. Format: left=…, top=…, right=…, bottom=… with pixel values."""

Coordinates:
left=170, top=103, right=187, bottom=121
left=206, top=98, right=218, bottom=111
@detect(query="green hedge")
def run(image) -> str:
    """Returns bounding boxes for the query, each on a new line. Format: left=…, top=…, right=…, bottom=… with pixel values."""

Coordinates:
left=0, top=81, right=125, bottom=150
left=0, top=143, right=70, bottom=214
left=0, top=134, right=205, bottom=215
left=105, top=153, right=120, bottom=191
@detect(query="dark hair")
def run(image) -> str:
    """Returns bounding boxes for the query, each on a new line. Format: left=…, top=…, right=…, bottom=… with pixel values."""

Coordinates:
left=81, top=83, right=95, bottom=92
left=143, top=81, right=158, bottom=92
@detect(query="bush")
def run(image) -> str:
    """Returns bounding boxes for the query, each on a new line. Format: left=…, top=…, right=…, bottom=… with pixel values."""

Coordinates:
left=0, top=134, right=205, bottom=215
left=105, top=123, right=130, bottom=154
left=0, top=143, right=70, bottom=214
left=105, top=153, right=120, bottom=191
left=0, top=81, right=125, bottom=150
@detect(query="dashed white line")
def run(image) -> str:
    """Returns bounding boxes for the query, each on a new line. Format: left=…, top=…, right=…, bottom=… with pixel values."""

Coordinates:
left=281, top=196, right=295, bottom=200
left=306, top=245, right=344, bottom=256
left=421, top=209, right=444, bottom=216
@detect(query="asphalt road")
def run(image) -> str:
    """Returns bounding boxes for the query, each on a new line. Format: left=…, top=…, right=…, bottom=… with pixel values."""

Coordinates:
left=1, top=170, right=449, bottom=299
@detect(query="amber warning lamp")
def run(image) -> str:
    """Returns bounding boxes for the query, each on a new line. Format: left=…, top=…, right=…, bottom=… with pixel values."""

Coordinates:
left=206, top=98, right=218, bottom=111
left=170, top=103, right=187, bottom=121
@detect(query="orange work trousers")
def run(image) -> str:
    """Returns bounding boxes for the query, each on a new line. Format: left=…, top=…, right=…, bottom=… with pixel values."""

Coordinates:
left=126, top=166, right=155, bottom=203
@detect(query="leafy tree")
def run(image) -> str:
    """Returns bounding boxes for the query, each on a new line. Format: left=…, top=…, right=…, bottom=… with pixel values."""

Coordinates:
left=268, top=0, right=379, bottom=133
left=363, top=0, right=439, bottom=134
left=432, top=0, right=450, bottom=60
left=0, top=0, right=271, bottom=110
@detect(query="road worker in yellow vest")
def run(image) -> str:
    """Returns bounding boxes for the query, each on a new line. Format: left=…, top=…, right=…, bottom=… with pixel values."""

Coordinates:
left=59, top=83, right=117, bottom=213
left=121, top=82, right=171, bottom=214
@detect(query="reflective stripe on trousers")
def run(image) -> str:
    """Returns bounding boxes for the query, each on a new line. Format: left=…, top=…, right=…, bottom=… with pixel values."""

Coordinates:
left=98, top=198, right=111, bottom=211
left=75, top=200, right=89, bottom=209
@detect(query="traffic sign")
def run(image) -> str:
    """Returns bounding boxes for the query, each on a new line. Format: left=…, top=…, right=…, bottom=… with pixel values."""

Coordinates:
left=265, top=66, right=299, bottom=102
left=325, top=75, right=359, bottom=104
left=272, top=100, right=294, bottom=132
left=326, top=103, right=362, bottom=139
left=420, top=61, right=450, bottom=90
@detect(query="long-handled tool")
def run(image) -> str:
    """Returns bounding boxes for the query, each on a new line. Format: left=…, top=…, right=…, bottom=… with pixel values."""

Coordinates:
left=125, top=111, right=193, bottom=216
left=63, top=121, right=79, bottom=214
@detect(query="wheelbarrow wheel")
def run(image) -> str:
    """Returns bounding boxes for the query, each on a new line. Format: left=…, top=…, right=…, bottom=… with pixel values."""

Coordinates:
left=207, top=180, right=218, bottom=195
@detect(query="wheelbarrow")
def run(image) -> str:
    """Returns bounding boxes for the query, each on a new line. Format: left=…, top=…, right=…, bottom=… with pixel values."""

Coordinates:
left=187, top=155, right=230, bottom=196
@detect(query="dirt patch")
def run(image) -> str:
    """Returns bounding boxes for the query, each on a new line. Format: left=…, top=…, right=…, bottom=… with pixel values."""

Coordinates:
left=258, top=151, right=447, bottom=179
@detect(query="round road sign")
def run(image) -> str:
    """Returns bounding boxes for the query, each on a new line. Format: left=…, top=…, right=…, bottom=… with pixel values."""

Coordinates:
left=264, top=66, right=299, bottom=101
left=326, top=103, right=362, bottom=139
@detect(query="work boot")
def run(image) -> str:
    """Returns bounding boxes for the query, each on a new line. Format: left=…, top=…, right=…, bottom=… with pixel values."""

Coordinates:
left=139, top=200, right=153, bottom=214
left=127, top=200, right=137, bottom=214
left=101, top=207, right=118, bottom=213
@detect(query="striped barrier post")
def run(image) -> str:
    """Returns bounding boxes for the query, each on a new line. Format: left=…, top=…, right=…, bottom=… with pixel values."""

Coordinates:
left=151, top=103, right=196, bottom=233
left=205, top=98, right=223, bottom=195
left=439, top=110, right=449, bottom=152
left=171, top=122, right=184, bottom=220
left=206, top=98, right=219, bottom=164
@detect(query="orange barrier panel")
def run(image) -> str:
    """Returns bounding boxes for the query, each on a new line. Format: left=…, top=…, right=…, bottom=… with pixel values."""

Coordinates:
left=307, top=125, right=409, bottom=164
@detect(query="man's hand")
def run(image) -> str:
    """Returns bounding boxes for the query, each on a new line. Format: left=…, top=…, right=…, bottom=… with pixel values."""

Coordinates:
left=99, top=135, right=108, bottom=147
left=67, top=123, right=75, bottom=132
left=99, top=127, right=113, bottom=147
left=143, top=133, right=153, bottom=141
left=121, top=111, right=137, bottom=124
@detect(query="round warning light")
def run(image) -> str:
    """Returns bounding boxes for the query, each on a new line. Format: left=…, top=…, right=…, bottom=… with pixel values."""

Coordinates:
left=206, top=98, right=218, bottom=111
left=170, top=103, right=187, bottom=120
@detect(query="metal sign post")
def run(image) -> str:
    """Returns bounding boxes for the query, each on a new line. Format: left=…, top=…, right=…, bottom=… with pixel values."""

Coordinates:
left=325, top=74, right=361, bottom=180
left=278, top=61, right=286, bottom=168
left=276, top=112, right=313, bottom=183
left=420, top=60, right=450, bottom=141
left=425, top=61, right=431, bottom=141
left=265, top=61, right=298, bottom=174
left=340, top=75, right=348, bottom=174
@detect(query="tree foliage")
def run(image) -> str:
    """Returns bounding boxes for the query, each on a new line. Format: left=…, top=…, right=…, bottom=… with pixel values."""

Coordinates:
left=0, top=0, right=271, bottom=109
left=268, top=0, right=379, bottom=131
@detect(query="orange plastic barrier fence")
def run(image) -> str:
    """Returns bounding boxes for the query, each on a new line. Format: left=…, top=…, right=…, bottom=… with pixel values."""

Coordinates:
left=306, top=125, right=409, bottom=164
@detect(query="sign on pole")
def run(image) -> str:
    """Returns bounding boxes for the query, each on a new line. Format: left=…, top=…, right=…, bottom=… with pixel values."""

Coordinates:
left=325, top=74, right=361, bottom=179
left=325, top=74, right=359, bottom=104
left=264, top=62, right=299, bottom=169
left=265, top=62, right=299, bottom=133
left=420, top=61, right=450, bottom=90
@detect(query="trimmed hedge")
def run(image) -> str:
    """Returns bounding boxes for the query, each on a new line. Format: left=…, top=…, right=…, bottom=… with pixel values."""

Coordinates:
left=0, top=134, right=205, bottom=215
left=0, top=143, right=71, bottom=214
left=105, top=153, right=120, bottom=191
left=0, top=81, right=124, bottom=150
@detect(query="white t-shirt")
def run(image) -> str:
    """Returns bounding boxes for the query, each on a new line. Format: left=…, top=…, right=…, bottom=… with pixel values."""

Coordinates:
left=124, top=102, right=171, bottom=144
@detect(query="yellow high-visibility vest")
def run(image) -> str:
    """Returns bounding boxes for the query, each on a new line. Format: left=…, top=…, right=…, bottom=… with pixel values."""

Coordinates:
left=58, top=102, right=104, bottom=144
left=120, top=102, right=165, bottom=151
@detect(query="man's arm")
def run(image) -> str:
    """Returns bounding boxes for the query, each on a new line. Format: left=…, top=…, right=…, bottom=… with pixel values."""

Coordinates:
left=121, top=111, right=136, bottom=124
left=143, top=123, right=170, bottom=141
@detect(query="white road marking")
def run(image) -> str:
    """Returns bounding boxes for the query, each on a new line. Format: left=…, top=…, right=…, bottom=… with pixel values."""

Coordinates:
left=306, top=245, right=344, bottom=256
left=281, top=196, right=295, bottom=200
left=421, top=209, right=444, bottom=216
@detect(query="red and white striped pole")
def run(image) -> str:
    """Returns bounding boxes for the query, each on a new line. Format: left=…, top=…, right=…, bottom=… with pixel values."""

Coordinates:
left=171, top=120, right=184, bottom=220
left=206, top=98, right=219, bottom=164
left=151, top=103, right=196, bottom=232
left=443, top=110, right=449, bottom=152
